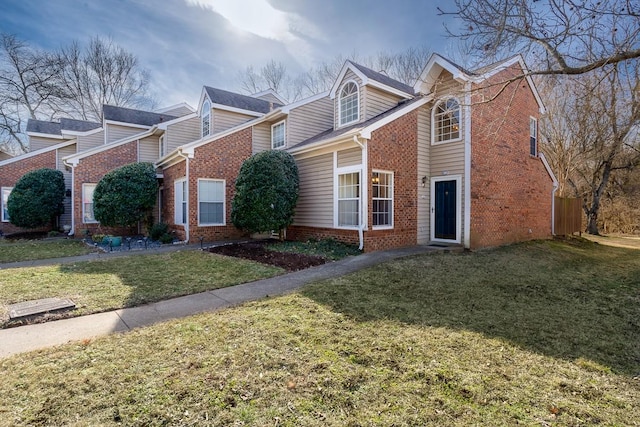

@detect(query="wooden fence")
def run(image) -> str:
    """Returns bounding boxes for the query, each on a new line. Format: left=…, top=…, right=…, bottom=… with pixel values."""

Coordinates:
left=554, top=197, right=582, bottom=236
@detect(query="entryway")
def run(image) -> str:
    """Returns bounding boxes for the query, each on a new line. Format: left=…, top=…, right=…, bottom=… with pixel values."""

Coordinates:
left=430, top=176, right=461, bottom=243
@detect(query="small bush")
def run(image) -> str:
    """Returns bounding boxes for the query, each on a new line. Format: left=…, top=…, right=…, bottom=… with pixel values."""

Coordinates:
left=149, top=223, right=169, bottom=241
left=159, top=233, right=174, bottom=244
left=8, top=168, right=65, bottom=229
left=47, top=230, right=59, bottom=238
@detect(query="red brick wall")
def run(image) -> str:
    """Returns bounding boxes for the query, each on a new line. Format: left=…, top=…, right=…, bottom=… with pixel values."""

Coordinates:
left=73, top=141, right=138, bottom=237
left=470, top=65, right=553, bottom=248
left=0, top=151, right=57, bottom=235
left=287, top=225, right=360, bottom=246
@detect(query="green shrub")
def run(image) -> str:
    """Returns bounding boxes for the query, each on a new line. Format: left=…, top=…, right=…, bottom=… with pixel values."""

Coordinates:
left=93, top=162, right=158, bottom=227
left=159, top=233, right=174, bottom=244
left=7, top=168, right=65, bottom=229
left=231, top=150, right=299, bottom=235
left=47, top=230, right=60, bottom=238
left=149, top=223, right=169, bottom=241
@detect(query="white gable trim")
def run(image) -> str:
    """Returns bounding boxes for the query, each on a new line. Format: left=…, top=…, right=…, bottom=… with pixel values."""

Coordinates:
left=211, top=103, right=264, bottom=117
left=104, top=120, right=151, bottom=130
left=26, top=132, right=65, bottom=140
left=0, top=140, right=76, bottom=167
left=414, top=53, right=470, bottom=94
left=251, top=89, right=288, bottom=105
left=63, top=128, right=155, bottom=166
left=330, top=61, right=413, bottom=100
left=155, top=102, right=196, bottom=114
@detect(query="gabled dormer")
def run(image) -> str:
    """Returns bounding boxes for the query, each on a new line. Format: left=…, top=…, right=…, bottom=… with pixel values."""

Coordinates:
left=329, top=61, right=415, bottom=130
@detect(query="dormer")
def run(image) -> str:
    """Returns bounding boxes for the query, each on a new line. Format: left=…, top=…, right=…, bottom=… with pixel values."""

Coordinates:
left=329, top=61, right=415, bottom=130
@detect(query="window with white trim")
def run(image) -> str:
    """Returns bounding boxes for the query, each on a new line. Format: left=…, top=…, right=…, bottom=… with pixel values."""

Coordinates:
left=174, top=179, right=187, bottom=225
left=159, top=135, right=166, bottom=157
left=337, top=171, right=360, bottom=227
left=433, top=98, right=461, bottom=143
left=198, top=179, right=225, bottom=225
left=1, top=187, right=12, bottom=222
left=271, top=120, right=285, bottom=149
left=201, top=100, right=211, bottom=137
left=530, top=117, right=538, bottom=156
left=372, top=171, right=393, bottom=228
left=339, top=81, right=359, bottom=126
left=82, top=183, right=97, bottom=223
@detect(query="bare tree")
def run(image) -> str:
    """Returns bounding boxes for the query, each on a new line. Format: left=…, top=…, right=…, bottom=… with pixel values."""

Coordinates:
left=439, top=0, right=640, bottom=75
left=238, top=60, right=292, bottom=102
left=57, top=37, right=155, bottom=122
left=0, top=34, right=64, bottom=152
left=539, top=65, right=640, bottom=234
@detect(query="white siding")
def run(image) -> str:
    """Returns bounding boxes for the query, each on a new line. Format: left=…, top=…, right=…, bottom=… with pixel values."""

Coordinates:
left=252, top=122, right=271, bottom=154
left=334, top=70, right=364, bottom=129
left=106, top=124, right=146, bottom=144
left=213, top=109, right=253, bottom=133
left=287, top=97, right=333, bottom=146
left=337, top=147, right=361, bottom=168
left=417, top=106, right=431, bottom=244
left=57, top=144, right=76, bottom=230
left=77, top=130, right=104, bottom=152
left=165, top=117, right=200, bottom=153
left=362, top=86, right=402, bottom=121
left=138, top=136, right=160, bottom=163
left=29, top=136, right=64, bottom=152
left=292, top=153, right=333, bottom=227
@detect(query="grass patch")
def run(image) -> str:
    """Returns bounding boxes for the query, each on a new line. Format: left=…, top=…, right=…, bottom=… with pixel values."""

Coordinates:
left=0, top=251, right=282, bottom=326
left=583, top=233, right=640, bottom=250
left=267, top=238, right=360, bottom=260
left=0, top=240, right=638, bottom=426
left=0, top=239, right=95, bottom=263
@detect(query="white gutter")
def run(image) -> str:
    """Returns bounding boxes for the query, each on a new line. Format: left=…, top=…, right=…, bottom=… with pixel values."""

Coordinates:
left=539, top=152, right=559, bottom=235
left=353, top=135, right=367, bottom=250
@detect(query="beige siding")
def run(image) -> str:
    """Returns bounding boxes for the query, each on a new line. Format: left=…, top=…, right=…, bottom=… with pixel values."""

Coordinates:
left=255, top=93, right=282, bottom=104
left=213, top=109, right=253, bottom=133
left=287, top=97, right=333, bottom=146
left=77, top=130, right=104, bottom=152
left=417, top=106, right=431, bottom=244
left=362, top=86, right=401, bottom=121
left=159, top=105, right=193, bottom=117
left=432, top=71, right=463, bottom=99
left=334, top=70, right=364, bottom=129
left=29, top=136, right=64, bottom=152
left=431, top=139, right=465, bottom=243
left=165, top=117, right=200, bottom=153
left=138, top=136, right=160, bottom=163
left=252, top=122, right=271, bottom=154
left=106, top=124, right=146, bottom=144
left=57, top=144, right=76, bottom=230
left=337, top=147, right=361, bottom=168
left=293, top=153, right=333, bottom=227
left=0, top=152, right=12, bottom=161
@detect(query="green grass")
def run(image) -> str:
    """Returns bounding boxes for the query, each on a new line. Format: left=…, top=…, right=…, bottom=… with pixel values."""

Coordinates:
left=267, top=238, right=361, bottom=260
left=0, top=239, right=638, bottom=426
left=0, top=239, right=95, bottom=263
left=0, top=251, right=282, bottom=326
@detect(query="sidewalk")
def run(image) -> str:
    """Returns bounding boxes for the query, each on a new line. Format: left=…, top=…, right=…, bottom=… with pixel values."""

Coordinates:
left=0, top=245, right=440, bottom=359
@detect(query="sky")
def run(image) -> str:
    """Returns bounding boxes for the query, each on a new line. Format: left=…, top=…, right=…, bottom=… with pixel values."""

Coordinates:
left=0, top=0, right=460, bottom=109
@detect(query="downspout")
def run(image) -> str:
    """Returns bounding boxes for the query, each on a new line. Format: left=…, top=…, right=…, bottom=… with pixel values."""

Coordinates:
left=463, top=82, right=472, bottom=249
left=63, top=159, right=75, bottom=236
left=539, top=152, right=559, bottom=235
left=353, top=135, right=367, bottom=250
left=177, top=150, right=190, bottom=243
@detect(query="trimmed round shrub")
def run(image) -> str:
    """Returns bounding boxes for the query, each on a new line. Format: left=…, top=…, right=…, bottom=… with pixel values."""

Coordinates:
left=93, top=162, right=158, bottom=227
left=8, top=168, right=65, bottom=229
left=231, top=150, right=299, bottom=234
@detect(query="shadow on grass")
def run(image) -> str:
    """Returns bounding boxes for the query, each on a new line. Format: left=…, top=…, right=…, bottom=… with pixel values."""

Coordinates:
left=301, top=239, right=640, bottom=376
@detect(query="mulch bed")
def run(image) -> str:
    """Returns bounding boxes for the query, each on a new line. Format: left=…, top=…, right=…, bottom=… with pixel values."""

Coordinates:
left=207, top=241, right=327, bottom=271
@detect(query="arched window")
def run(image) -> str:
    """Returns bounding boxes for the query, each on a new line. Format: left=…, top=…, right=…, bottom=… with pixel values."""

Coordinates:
left=433, top=98, right=461, bottom=143
left=201, top=100, right=211, bottom=137
left=339, top=81, right=359, bottom=126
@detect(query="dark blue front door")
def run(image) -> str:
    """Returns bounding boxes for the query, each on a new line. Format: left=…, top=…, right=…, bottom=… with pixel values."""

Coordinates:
left=434, top=180, right=456, bottom=240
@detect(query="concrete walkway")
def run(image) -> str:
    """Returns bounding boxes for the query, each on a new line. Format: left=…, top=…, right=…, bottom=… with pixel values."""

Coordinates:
left=0, top=244, right=440, bottom=359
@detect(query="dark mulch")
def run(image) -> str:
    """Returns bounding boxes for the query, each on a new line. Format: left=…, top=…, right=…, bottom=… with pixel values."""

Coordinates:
left=207, top=241, right=327, bottom=271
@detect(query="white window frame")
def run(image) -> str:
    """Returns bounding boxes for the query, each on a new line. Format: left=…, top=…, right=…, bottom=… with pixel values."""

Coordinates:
left=432, top=97, right=462, bottom=145
left=1, top=187, right=12, bottom=222
left=334, top=166, right=361, bottom=229
left=174, top=178, right=187, bottom=225
left=338, top=80, right=360, bottom=127
left=82, top=183, right=98, bottom=224
left=201, top=100, right=211, bottom=138
left=530, top=117, right=538, bottom=157
left=271, top=120, right=286, bottom=149
left=159, top=134, right=166, bottom=157
left=371, top=170, right=393, bottom=229
left=197, top=178, right=225, bottom=226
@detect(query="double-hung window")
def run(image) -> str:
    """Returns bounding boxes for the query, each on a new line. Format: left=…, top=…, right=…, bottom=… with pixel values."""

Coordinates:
left=372, top=171, right=393, bottom=228
left=271, top=120, right=285, bottom=149
left=82, top=183, right=97, bottom=223
left=530, top=117, right=538, bottom=156
left=1, top=187, right=12, bottom=222
left=198, top=179, right=225, bottom=225
left=339, top=81, right=359, bottom=126
left=174, top=179, right=187, bottom=225
left=337, top=171, right=360, bottom=227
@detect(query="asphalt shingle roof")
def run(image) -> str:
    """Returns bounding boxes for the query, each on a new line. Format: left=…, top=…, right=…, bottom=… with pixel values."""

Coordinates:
left=59, top=118, right=101, bottom=132
left=103, top=105, right=177, bottom=126
left=204, top=87, right=280, bottom=114
left=349, top=61, right=415, bottom=96
left=26, top=119, right=62, bottom=136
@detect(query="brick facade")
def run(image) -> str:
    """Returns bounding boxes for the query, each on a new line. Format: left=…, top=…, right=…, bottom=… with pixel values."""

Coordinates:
left=469, top=65, right=553, bottom=248
left=73, top=141, right=138, bottom=237
left=161, top=160, right=187, bottom=241
left=0, top=150, right=57, bottom=235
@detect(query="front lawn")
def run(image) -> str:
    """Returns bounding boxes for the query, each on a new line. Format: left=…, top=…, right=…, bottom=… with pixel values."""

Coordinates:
left=0, top=238, right=96, bottom=264
left=0, top=251, right=282, bottom=327
left=0, top=239, right=637, bottom=425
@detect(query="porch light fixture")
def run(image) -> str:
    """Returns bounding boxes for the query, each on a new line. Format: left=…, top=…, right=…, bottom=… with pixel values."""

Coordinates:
left=421, top=176, right=427, bottom=187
